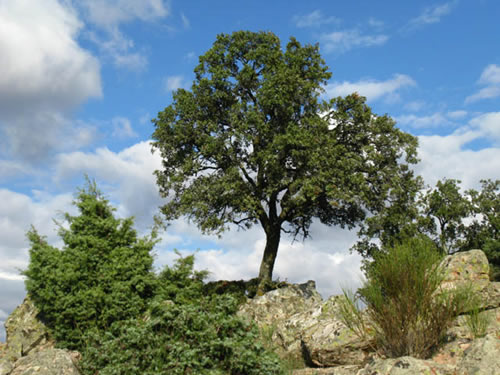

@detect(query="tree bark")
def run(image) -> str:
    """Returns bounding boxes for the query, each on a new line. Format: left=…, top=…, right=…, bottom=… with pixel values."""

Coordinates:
left=257, top=225, right=281, bottom=290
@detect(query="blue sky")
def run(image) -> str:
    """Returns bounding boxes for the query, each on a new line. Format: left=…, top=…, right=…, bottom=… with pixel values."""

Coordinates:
left=1, top=0, right=499, bottom=340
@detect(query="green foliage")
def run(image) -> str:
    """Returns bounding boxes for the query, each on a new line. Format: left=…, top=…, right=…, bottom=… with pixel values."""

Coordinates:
left=355, top=178, right=500, bottom=277
left=80, top=258, right=284, bottom=375
left=463, top=179, right=500, bottom=280
left=464, top=299, right=491, bottom=339
left=23, top=179, right=157, bottom=350
left=152, top=30, right=418, bottom=283
left=355, top=236, right=472, bottom=358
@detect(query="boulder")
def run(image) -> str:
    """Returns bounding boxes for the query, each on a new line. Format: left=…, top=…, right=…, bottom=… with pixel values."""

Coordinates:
left=292, top=365, right=360, bottom=375
left=239, top=282, right=373, bottom=367
left=0, top=297, right=53, bottom=375
left=4, top=297, right=52, bottom=358
left=440, top=249, right=490, bottom=290
left=455, top=334, right=500, bottom=375
left=297, top=296, right=373, bottom=366
left=439, top=250, right=500, bottom=310
left=358, top=356, right=455, bottom=375
left=238, top=280, right=322, bottom=327
left=8, top=349, right=81, bottom=375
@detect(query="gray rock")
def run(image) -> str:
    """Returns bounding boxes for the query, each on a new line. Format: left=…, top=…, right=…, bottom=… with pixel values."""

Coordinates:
left=292, top=365, right=360, bottom=375
left=456, top=334, right=500, bottom=375
left=440, top=250, right=490, bottom=294
left=298, top=296, right=372, bottom=366
left=4, top=297, right=52, bottom=358
left=0, top=297, right=53, bottom=375
left=358, top=356, right=455, bottom=375
left=9, top=349, right=81, bottom=375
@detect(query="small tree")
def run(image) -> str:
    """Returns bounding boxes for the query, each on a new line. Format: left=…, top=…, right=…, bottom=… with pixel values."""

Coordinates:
left=23, top=179, right=158, bottom=349
left=152, top=31, right=418, bottom=288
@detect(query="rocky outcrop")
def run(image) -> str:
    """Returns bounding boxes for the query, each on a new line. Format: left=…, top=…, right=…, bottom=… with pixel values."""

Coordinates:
left=0, top=297, right=81, bottom=375
left=2, top=249, right=499, bottom=375
left=239, top=249, right=500, bottom=375
left=8, top=349, right=81, bottom=375
left=239, top=282, right=375, bottom=368
left=440, top=249, right=500, bottom=309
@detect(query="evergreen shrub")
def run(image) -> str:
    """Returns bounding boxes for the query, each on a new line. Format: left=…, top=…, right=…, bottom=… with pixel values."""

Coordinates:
left=80, top=256, right=284, bottom=375
left=23, top=180, right=157, bottom=349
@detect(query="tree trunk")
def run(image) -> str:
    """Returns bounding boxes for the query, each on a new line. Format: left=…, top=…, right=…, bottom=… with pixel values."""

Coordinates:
left=257, top=226, right=281, bottom=292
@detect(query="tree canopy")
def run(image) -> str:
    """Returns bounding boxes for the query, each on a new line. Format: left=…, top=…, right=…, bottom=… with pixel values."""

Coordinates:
left=152, top=30, right=418, bottom=287
left=354, top=178, right=500, bottom=280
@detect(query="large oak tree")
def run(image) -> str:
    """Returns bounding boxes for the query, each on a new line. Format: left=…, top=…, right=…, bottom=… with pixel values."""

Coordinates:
left=151, top=31, right=418, bottom=287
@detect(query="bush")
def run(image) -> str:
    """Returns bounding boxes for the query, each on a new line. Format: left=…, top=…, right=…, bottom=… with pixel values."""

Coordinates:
left=23, top=179, right=157, bottom=350
left=23, top=180, right=285, bottom=373
left=346, top=236, right=472, bottom=358
left=80, top=258, right=284, bottom=375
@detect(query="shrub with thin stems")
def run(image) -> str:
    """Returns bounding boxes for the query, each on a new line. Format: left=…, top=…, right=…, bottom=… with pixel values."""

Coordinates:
left=342, top=236, right=474, bottom=359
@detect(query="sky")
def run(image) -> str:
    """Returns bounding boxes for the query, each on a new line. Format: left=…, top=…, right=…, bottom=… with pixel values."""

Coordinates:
left=1, top=0, right=499, bottom=341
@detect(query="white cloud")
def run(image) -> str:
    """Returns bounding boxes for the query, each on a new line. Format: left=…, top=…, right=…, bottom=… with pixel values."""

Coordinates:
left=78, top=0, right=169, bottom=26
left=415, top=112, right=500, bottom=189
left=0, top=188, right=74, bottom=282
left=466, top=64, right=500, bottom=104
left=164, top=75, right=187, bottom=92
left=293, top=10, right=340, bottom=28
left=0, top=0, right=101, bottom=162
left=469, top=112, right=500, bottom=143
left=156, top=221, right=363, bottom=298
left=112, top=117, right=138, bottom=138
left=478, top=64, right=500, bottom=85
left=321, top=29, right=388, bottom=53
left=397, top=113, right=450, bottom=129
left=77, top=0, right=170, bottom=70
left=407, top=1, right=457, bottom=30
left=325, top=74, right=415, bottom=102
left=55, top=141, right=164, bottom=229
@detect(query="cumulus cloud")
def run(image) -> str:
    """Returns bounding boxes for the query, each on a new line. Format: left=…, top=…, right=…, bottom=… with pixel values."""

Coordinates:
left=293, top=10, right=340, bottom=28
left=320, top=29, right=388, bottom=54
left=156, top=220, right=363, bottom=298
left=0, top=187, right=75, bottom=331
left=397, top=111, right=470, bottom=129
left=406, top=1, right=457, bottom=30
left=415, top=112, right=500, bottom=188
left=397, top=112, right=450, bottom=129
left=465, top=64, right=500, bottom=104
left=55, top=141, right=164, bottom=229
left=0, top=0, right=101, bottom=163
left=77, top=0, right=170, bottom=70
left=325, top=74, right=415, bottom=102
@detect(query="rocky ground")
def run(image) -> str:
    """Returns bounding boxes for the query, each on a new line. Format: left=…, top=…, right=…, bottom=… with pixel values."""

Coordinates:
left=0, top=249, right=499, bottom=375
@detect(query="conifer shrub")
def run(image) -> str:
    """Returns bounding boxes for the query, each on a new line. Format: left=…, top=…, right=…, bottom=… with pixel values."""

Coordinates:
left=22, top=180, right=285, bottom=373
left=80, top=256, right=284, bottom=375
left=23, top=179, right=157, bottom=350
